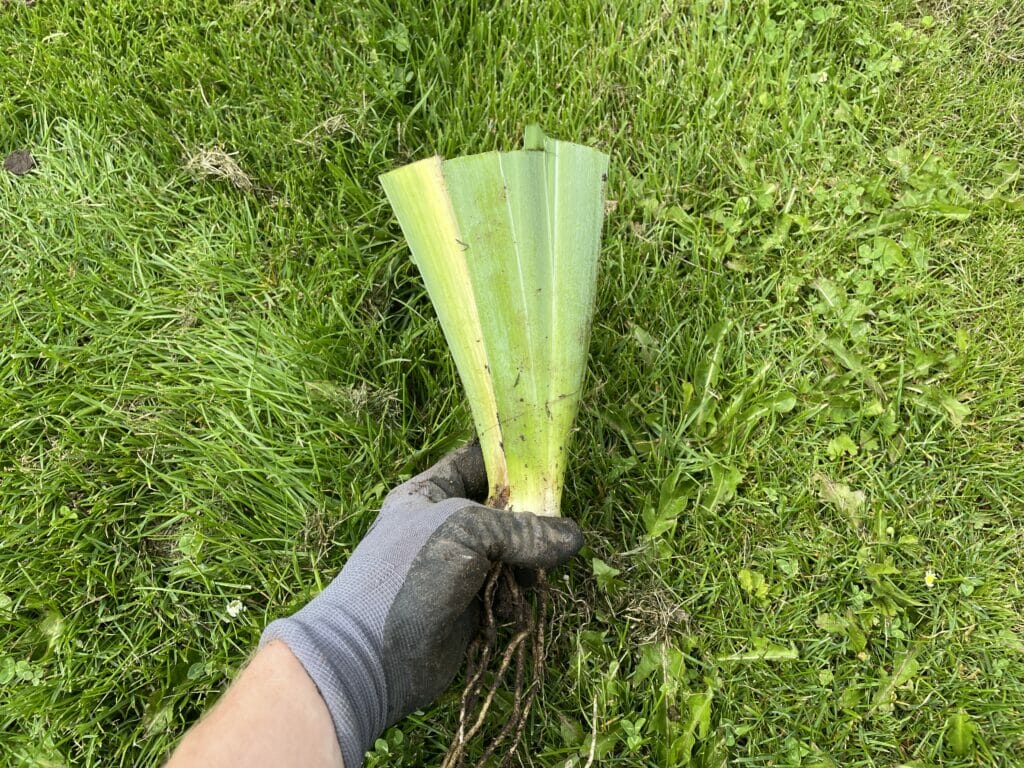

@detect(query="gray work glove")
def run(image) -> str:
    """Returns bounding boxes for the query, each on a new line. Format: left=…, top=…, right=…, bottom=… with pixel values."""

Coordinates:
left=260, top=444, right=584, bottom=768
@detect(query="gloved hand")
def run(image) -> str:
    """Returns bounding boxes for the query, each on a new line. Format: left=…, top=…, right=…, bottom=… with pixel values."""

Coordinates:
left=260, top=444, right=583, bottom=768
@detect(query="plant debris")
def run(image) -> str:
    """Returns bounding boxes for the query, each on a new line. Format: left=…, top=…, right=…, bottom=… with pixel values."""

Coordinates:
left=184, top=147, right=254, bottom=191
left=4, top=150, right=36, bottom=176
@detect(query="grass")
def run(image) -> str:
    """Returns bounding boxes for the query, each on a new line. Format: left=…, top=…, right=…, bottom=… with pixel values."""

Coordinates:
left=1, top=0, right=1023, bottom=765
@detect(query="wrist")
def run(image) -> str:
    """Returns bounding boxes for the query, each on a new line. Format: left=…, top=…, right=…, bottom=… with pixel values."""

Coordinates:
left=261, top=597, right=388, bottom=768
left=167, top=640, right=344, bottom=768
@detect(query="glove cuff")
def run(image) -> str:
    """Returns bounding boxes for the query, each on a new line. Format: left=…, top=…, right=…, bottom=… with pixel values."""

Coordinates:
left=261, top=611, right=388, bottom=768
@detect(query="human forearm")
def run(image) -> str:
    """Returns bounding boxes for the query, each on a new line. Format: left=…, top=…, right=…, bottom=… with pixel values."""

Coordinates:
left=166, top=640, right=343, bottom=768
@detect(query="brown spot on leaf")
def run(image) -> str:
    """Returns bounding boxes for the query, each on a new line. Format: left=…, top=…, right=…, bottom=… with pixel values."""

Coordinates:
left=488, top=484, right=510, bottom=510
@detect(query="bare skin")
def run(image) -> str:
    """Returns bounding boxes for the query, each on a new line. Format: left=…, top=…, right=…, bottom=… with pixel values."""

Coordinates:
left=166, top=640, right=343, bottom=768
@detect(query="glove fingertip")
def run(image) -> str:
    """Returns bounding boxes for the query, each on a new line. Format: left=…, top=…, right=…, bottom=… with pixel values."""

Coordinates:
left=453, top=506, right=584, bottom=570
left=544, top=516, right=585, bottom=564
left=450, top=442, right=488, bottom=501
left=513, top=513, right=583, bottom=569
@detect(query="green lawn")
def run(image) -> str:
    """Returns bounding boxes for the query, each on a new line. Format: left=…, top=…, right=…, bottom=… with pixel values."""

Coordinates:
left=2, top=1, right=1023, bottom=765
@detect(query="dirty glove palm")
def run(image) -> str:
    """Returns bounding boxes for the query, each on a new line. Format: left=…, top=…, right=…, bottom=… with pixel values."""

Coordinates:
left=261, top=445, right=583, bottom=768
